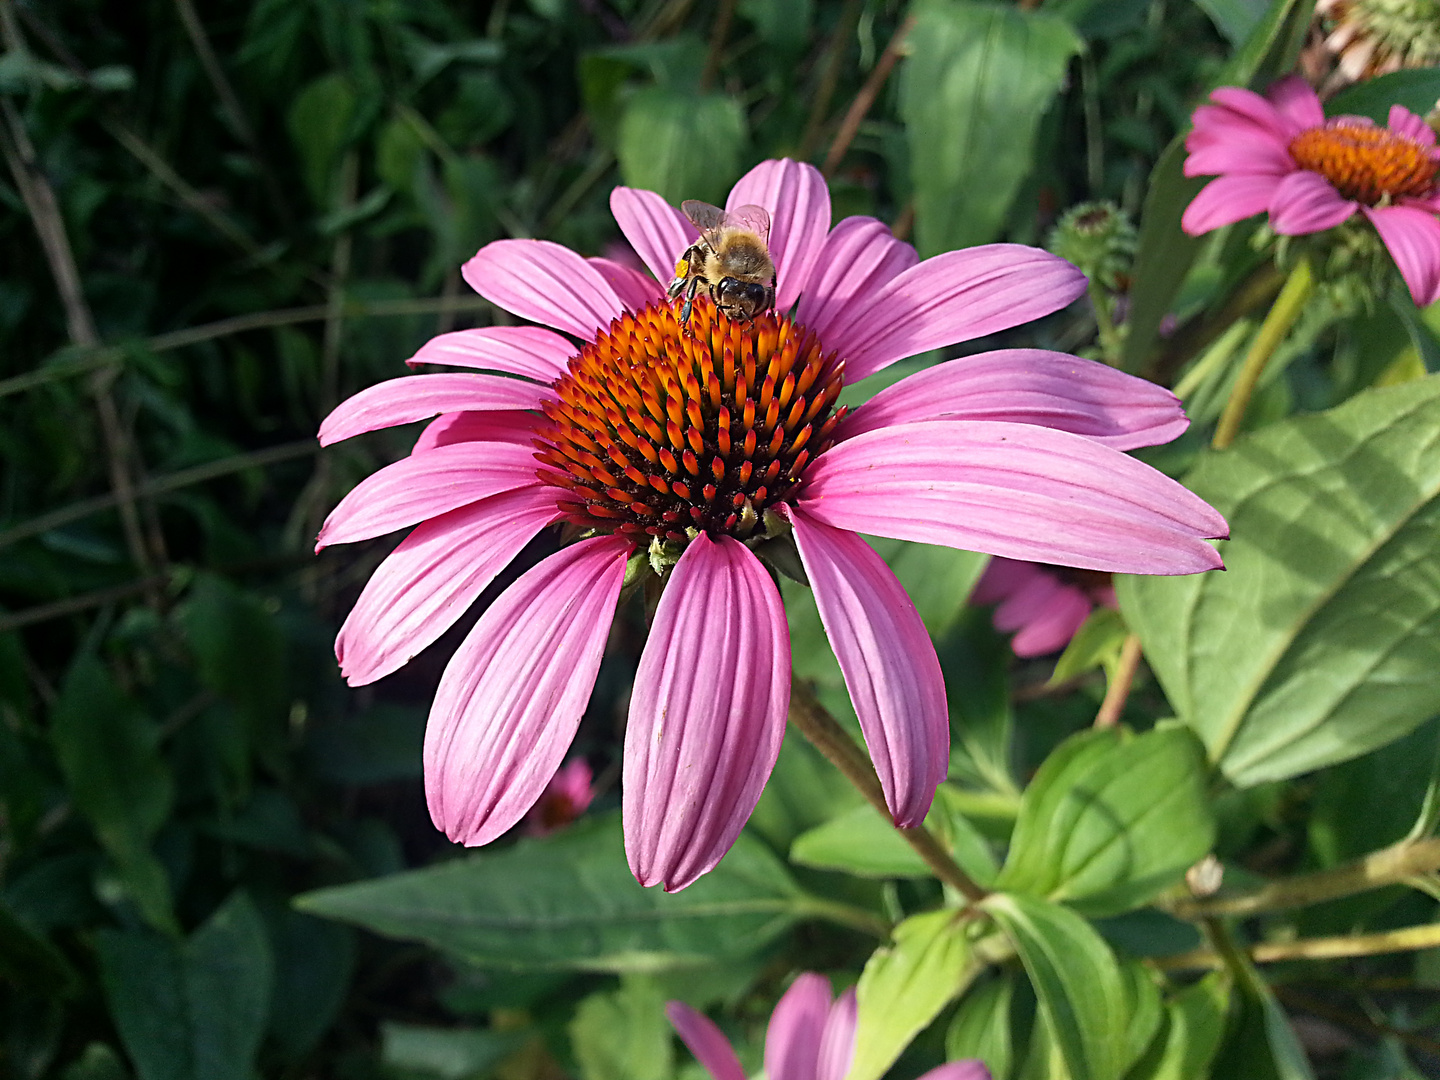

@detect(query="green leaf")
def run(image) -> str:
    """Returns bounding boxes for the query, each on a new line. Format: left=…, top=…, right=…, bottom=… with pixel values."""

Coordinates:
left=50, top=655, right=175, bottom=931
left=0, top=897, right=77, bottom=997
left=1127, top=973, right=1229, bottom=1080
left=616, top=88, right=746, bottom=206
left=286, top=72, right=358, bottom=207
left=97, top=892, right=273, bottom=1080
left=1119, top=960, right=1165, bottom=1074
left=790, top=786, right=999, bottom=884
left=1209, top=956, right=1314, bottom=1080
left=263, top=907, right=354, bottom=1060
left=1327, top=67, right=1440, bottom=125
left=981, top=892, right=1127, bottom=1080
left=995, top=726, right=1215, bottom=916
left=945, top=974, right=1016, bottom=1080
left=1191, top=0, right=1270, bottom=44
left=569, top=975, right=675, bottom=1080
left=380, top=1023, right=526, bottom=1080
left=1117, top=376, right=1440, bottom=785
left=900, top=0, right=1082, bottom=256
left=848, top=910, right=978, bottom=1080
left=296, top=813, right=806, bottom=972
left=749, top=729, right=862, bottom=852
left=1050, top=607, right=1129, bottom=685
left=62, top=1044, right=132, bottom=1080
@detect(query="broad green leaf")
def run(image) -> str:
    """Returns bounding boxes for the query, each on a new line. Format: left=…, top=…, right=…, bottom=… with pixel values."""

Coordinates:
left=1128, top=974, right=1229, bottom=1080
left=790, top=786, right=999, bottom=884
left=1209, top=956, right=1314, bottom=1080
left=616, top=88, right=746, bottom=206
left=286, top=72, right=358, bottom=207
left=1121, top=0, right=1312, bottom=371
left=738, top=0, right=813, bottom=51
left=1327, top=67, right=1440, bottom=124
left=50, top=655, right=175, bottom=931
left=848, top=910, right=977, bottom=1080
left=945, top=975, right=1016, bottom=1080
left=995, top=726, right=1215, bottom=916
left=900, top=0, right=1082, bottom=256
left=570, top=975, right=675, bottom=1080
left=1191, top=0, right=1270, bottom=43
left=62, top=1044, right=131, bottom=1080
left=1050, top=608, right=1129, bottom=685
left=0, top=897, right=77, bottom=997
left=981, top=893, right=1127, bottom=1080
left=97, top=892, right=273, bottom=1080
left=1117, top=377, right=1440, bottom=785
left=1119, top=961, right=1165, bottom=1074
left=380, top=1024, right=526, bottom=1080
left=263, top=906, right=355, bottom=1060
left=297, top=813, right=806, bottom=972
left=749, top=729, right=862, bottom=851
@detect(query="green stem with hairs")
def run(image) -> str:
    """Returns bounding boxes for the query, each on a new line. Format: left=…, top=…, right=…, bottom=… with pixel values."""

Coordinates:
left=1212, top=257, right=1313, bottom=450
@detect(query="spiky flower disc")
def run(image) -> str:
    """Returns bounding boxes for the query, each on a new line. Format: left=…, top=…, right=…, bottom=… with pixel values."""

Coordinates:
left=535, top=297, right=846, bottom=543
left=1289, top=120, right=1438, bottom=203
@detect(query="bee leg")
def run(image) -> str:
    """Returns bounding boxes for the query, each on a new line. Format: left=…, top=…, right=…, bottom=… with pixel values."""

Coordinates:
left=679, top=277, right=701, bottom=331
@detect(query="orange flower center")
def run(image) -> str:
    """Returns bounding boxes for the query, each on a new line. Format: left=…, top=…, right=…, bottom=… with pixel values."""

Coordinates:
left=1288, top=120, right=1437, bottom=204
left=535, top=297, right=845, bottom=543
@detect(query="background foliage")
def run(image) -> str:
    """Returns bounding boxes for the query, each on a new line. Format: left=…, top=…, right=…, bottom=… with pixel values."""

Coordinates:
left=4, top=0, right=1440, bottom=1078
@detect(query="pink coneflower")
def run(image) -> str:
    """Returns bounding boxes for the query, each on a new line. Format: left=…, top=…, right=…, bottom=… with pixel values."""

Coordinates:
left=522, top=758, right=594, bottom=836
left=667, top=974, right=991, bottom=1080
left=1182, top=75, right=1440, bottom=305
left=318, top=159, right=1226, bottom=891
left=971, top=557, right=1116, bottom=658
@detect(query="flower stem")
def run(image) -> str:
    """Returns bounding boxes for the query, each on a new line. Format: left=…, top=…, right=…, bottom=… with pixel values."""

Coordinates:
left=1158, top=919, right=1440, bottom=971
left=1089, top=281, right=1122, bottom=366
left=787, top=685, right=988, bottom=904
left=1093, top=633, right=1142, bottom=728
left=793, top=896, right=892, bottom=939
left=1165, top=836, right=1440, bottom=920
left=1212, top=257, right=1314, bottom=450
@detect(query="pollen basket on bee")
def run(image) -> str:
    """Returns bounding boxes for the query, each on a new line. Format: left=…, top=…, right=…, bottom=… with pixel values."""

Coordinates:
left=534, top=296, right=846, bottom=544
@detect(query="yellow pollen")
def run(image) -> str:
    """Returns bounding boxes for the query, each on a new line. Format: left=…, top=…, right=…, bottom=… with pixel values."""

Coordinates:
left=1288, top=121, right=1437, bottom=204
left=534, top=297, right=846, bottom=543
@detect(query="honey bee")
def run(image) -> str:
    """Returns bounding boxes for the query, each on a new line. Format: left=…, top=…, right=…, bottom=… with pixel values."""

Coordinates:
left=668, top=200, right=777, bottom=325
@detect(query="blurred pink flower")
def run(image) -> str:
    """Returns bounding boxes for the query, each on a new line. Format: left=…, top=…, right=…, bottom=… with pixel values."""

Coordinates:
left=667, top=974, right=990, bottom=1080
left=318, top=158, right=1226, bottom=891
left=522, top=758, right=594, bottom=835
left=972, top=557, right=1116, bottom=658
left=1182, top=75, right=1440, bottom=305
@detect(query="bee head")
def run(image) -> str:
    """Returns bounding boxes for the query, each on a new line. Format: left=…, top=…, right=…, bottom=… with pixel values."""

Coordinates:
left=716, top=277, right=770, bottom=319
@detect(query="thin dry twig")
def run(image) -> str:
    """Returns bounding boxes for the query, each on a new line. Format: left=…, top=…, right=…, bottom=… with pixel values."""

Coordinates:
left=821, top=14, right=917, bottom=178
left=798, top=0, right=863, bottom=160
left=699, top=0, right=738, bottom=92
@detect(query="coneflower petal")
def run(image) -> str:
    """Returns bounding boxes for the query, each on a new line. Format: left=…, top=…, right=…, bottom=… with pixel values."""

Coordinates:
left=424, top=536, right=630, bottom=846
left=405, top=325, right=576, bottom=381
left=727, top=158, right=831, bottom=311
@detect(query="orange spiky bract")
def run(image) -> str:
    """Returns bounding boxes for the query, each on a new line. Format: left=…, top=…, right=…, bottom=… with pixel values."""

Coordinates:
left=534, top=296, right=846, bottom=544
left=1289, top=122, right=1438, bottom=204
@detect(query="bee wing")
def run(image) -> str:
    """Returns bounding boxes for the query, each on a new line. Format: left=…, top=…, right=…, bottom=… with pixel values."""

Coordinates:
left=681, top=200, right=730, bottom=242
left=724, top=204, right=771, bottom=247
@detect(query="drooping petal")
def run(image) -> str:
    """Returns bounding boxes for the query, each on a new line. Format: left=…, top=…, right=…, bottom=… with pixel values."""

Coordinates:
left=1365, top=204, right=1440, bottom=307
left=405, top=325, right=576, bottom=381
left=1267, top=75, right=1325, bottom=131
left=834, top=246, right=1088, bottom=383
left=798, top=420, right=1228, bottom=575
left=316, top=440, right=542, bottom=549
left=1268, top=171, right=1357, bottom=235
left=788, top=508, right=948, bottom=827
left=412, top=411, right=540, bottom=453
left=1186, top=105, right=1293, bottom=162
left=916, top=1063, right=992, bottom=1080
left=1181, top=174, right=1284, bottom=235
left=970, top=555, right=1029, bottom=606
left=726, top=158, right=832, bottom=311
left=623, top=534, right=790, bottom=891
left=837, top=349, right=1189, bottom=450
left=765, top=974, right=832, bottom=1080
left=319, top=373, right=551, bottom=445
left=795, top=216, right=919, bottom=343
left=1183, top=131, right=1295, bottom=178
left=588, top=255, right=667, bottom=311
left=666, top=1003, right=746, bottom=1080
left=1207, top=85, right=1300, bottom=140
left=992, top=570, right=1067, bottom=633
left=1388, top=105, right=1437, bottom=148
left=1009, top=585, right=1092, bottom=658
left=462, top=239, right=627, bottom=339
left=611, top=186, right=699, bottom=284
left=335, top=485, right=562, bottom=685
left=424, top=536, right=631, bottom=846
left=815, top=989, right=858, bottom=1080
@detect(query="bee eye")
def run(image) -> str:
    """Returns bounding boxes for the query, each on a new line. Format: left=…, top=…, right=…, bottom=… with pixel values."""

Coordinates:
left=742, top=282, right=767, bottom=305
